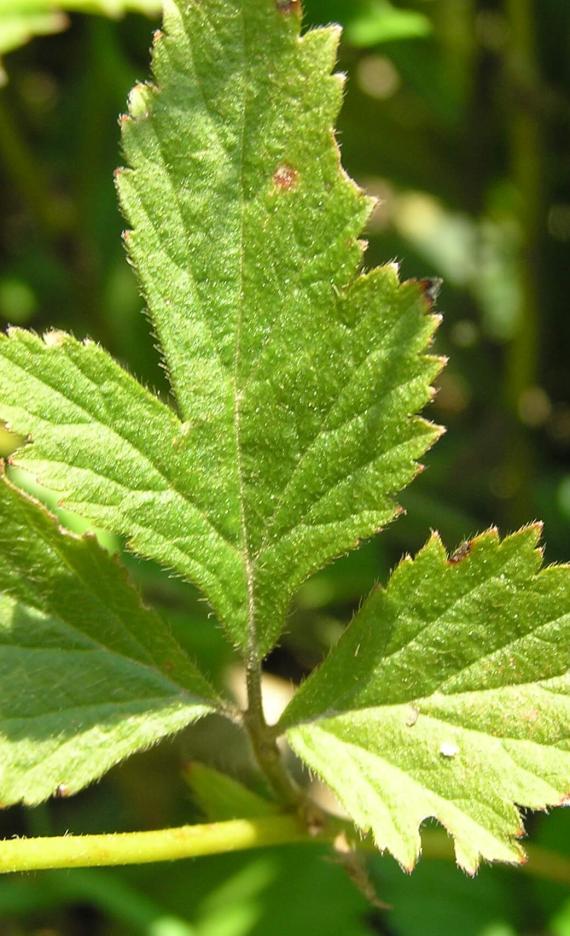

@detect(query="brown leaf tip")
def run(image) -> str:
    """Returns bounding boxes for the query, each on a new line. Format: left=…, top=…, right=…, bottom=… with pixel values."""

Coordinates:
left=448, top=540, right=472, bottom=564
left=273, top=164, right=299, bottom=191
left=276, top=0, right=301, bottom=13
left=412, top=277, right=443, bottom=310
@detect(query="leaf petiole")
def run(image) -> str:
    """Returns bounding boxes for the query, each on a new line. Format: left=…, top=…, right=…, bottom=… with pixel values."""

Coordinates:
left=244, top=661, right=302, bottom=809
left=0, top=815, right=331, bottom=875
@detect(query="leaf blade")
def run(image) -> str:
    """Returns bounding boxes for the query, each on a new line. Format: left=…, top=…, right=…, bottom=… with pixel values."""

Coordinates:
left=282, top=530, right=570, bottom=871
left=0, top=0, right=443, bottom=657
left=0, top=473, right=216, bottom=805
left=0, top=328, right=248, bottom=641
left=118, top=0, right=444, bottom=656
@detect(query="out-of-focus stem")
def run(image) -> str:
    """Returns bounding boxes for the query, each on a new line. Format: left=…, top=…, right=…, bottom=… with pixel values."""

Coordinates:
left=0, top=95, right=71, bottom=239
left=503, top=0, right=543, bottom=523
left=422, top=831, right=570, bottom=888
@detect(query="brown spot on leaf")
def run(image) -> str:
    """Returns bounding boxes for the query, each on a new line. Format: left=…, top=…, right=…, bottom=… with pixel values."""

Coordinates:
left=411, top=277, right=443, bottom=309
left=448, top=540, right=472, bottom=564
left=276, top=0, right=301, bottom=13
left=55, top=784, right=71, bottom=798
left=273, top=164, right=299, bottom=191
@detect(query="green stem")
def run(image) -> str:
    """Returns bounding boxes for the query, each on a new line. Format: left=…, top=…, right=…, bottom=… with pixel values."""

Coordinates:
left=0, top=815, right=312, bottom=875
left=244, top=661, right=302, bottom=808
left=2, top=821, right=570, bottom=886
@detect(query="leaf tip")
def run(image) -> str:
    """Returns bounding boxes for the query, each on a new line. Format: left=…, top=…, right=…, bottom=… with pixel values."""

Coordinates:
left=447, top=540, right=473, bottom=565
left=42, top=329, right=70, bottom=348
left=127, top=82, right=154, bottom=121
left=526, top=520, right=544, bottom=541
left=410, top=276, right=443, bottom=310
left=276, top=0, right=301, bottom=14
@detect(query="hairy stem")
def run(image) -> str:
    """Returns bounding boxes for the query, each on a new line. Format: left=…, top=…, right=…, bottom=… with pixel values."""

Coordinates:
left=0, top=816, right=311, bottom=874
left=244, top=660, right=301, bottom=808
left=2, top=821, right=570, bottom=885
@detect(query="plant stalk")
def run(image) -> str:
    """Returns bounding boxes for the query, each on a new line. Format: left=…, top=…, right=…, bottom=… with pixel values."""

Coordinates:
left=244, top=660, right=302, bottom=808
left=2, top=822, right=570, bottom=885
left=0, top=816, right=311, bottom=875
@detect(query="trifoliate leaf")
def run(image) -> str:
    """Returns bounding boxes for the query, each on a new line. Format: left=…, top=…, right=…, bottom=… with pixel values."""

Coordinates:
left=281, top=528, right=570, bottom=873
left=0, top=472, right=216, bottom=806
left=0, top=0, right=442, bottom=658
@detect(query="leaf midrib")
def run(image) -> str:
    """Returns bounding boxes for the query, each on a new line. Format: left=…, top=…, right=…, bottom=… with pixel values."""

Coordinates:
left=232, top=1, right=257, bottom=665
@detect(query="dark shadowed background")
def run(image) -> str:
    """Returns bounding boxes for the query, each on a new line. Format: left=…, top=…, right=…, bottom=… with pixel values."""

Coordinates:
left=0, top=0, right=569, bottom=933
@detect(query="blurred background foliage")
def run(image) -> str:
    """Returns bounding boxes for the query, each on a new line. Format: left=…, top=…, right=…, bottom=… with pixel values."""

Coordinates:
left=0, top=0, right=569, bottom=932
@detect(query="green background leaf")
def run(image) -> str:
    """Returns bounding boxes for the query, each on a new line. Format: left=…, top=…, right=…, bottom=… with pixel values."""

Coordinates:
left=0, top=473, right=215, bottom=805
left=345, top=1, right=432, bottom=47
left=283, top=529, right=570, bottom=872
left=0, top=0, right=161, bottom=82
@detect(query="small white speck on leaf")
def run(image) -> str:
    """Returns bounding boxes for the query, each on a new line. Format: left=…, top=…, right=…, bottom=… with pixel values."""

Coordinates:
left=440, top=741, right=459, bottom=758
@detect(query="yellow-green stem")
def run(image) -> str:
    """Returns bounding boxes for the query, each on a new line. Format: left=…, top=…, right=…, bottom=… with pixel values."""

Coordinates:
left=2, top=821, right=570, bottom=886
left=0, top=815, right=311, bottom=875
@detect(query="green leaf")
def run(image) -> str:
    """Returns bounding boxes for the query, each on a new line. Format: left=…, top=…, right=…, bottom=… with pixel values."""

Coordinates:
left=0, top=0, right=161, bottom=82
left=345, top=1, right=432, bottom=47
left=184, top=762, right=280, bottom=821
left=281, top=528, right=570, bottom=873
left=0, top=472, right=216, bottom=806
left=0, top=0, right=442, bottom=659
left=0, top=7, right=66, bottom=61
